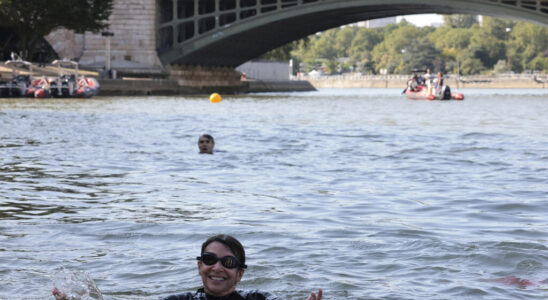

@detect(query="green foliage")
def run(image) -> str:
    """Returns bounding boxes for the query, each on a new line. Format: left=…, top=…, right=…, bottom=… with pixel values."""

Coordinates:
left=260, top=40, right=304, bottom=61
left=468, top=27, right=507, bottom=69
left=460, top=57, right=486, bottom=75
left=443, top=14, right=478, bottom=28
left=0, top=0, right=113, bottom=59
left=510, top=22, right=548, bottom=72
left=371, top=24, right=423, bottom=73
left=428, top=27, right=472, bottom=51
left=527, top=54, right=548, bottom=72
left=266, top=14, right=547, bottom=75
left=401, top=38, right=442, bottom=73
left=481, top=16, right=515, bottom=40
left=493, top=59, right=509, bottom=74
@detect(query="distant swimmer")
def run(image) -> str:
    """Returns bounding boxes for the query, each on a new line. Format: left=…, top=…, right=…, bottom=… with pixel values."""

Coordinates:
left=198, top=134, right=215, bottom=154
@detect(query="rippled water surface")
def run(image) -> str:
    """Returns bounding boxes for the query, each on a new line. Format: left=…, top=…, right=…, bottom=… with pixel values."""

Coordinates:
left=1, top=88, right=547, bottom=299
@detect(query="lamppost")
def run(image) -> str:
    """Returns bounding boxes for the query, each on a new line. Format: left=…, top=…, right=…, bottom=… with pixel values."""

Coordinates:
left=101, top=31, right=114, bottom=77
left=401, top=49, right=406, bottom=74
left=505, top=27, right=512, bottom=72
left=379, top=66, right=388, bottom=88
left=456, top=54, right=460, bottom=89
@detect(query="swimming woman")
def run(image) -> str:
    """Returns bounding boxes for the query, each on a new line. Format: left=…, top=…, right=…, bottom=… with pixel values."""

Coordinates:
left=53, top=234, right=322, bottom=300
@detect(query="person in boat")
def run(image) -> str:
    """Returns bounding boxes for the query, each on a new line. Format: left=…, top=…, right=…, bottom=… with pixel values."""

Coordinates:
left=198, top=134, right=215, bottom=154
left=423, top=68, right=435, bottom=94
left=53, top=234, right=323, bottom=300
left=434, top=72, right=444, bottom=95
left=407, top=74, right=418, bottom=91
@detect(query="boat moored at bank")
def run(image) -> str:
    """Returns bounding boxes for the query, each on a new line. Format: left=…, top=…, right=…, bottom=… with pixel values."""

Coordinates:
left=0, top=54, right=99, bottom=99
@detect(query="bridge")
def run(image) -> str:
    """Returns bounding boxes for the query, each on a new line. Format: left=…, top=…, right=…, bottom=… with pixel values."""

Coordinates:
left=156, top=0, right=548, bottom=67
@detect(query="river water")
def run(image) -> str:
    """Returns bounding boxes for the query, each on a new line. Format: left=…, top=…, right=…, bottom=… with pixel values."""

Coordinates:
left=1, top=88, right=547, bottom=299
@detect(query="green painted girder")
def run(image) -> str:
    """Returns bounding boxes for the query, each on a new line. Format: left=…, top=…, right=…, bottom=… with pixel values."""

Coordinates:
left=157, top=0, right=548, bottom=67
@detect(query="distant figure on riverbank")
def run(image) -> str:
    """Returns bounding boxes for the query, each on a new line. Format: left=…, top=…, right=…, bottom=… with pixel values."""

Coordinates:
left=198, top=134, right=215, bottom=154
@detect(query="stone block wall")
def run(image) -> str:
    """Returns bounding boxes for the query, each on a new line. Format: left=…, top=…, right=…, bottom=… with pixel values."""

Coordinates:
left=46, top=0, right=161, bottom=69
left=45, top=29, right=85, bottom=60
left=168, top=65, right=244, bottom=89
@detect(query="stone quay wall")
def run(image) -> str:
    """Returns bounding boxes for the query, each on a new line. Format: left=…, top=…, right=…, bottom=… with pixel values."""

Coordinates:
left=298, top=74, right=547, bottom=89
left=166, top=65, right=245, bottom=93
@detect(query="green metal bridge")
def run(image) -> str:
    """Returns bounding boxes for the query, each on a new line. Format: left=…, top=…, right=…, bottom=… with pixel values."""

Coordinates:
left=157, top=0, right=548, bottom=67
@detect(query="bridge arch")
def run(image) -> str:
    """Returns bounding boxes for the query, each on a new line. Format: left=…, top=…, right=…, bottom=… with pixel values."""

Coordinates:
left=156, top=0, right=548, bottom=67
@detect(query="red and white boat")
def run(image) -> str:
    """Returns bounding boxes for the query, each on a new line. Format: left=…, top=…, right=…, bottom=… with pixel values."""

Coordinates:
left=1, top=54, right=99, bottom=99
left=404, top=70, right=464, bottom=101
left=405, top=84, right=464, bottom=101
left=26, top=76, right=51, bottom=98
left=49, top=59, right=100, bottom=98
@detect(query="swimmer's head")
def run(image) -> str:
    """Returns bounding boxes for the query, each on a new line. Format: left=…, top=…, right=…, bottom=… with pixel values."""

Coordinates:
left=198, top=134, right=215, bottom=154
left=200, top=234, right=246, bottom=269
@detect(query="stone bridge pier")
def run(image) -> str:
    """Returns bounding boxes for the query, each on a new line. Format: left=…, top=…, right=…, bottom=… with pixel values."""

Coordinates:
left=46, top=0, right=246, bottom=90
left=47, top=0, right=161, bottom=74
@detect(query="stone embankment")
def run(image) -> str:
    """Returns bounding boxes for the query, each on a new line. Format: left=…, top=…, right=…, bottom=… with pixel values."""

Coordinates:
left=298, top=74, right=547, bottom=89
left=99, top=65, right=315, bottom=95
left=98, top=78, right=316, bottom=95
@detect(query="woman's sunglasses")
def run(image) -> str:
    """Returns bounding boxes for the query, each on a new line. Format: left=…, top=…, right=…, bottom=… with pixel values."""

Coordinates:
left=197, top=252, right=247, bottom=269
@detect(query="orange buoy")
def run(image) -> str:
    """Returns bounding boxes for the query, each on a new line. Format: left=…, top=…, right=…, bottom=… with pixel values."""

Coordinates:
left=209, top=93, right=222, bottom=103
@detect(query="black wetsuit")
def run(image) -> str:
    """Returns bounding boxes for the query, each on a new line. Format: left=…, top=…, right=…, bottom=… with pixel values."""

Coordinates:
left=163, top=288, right=276, bottom=300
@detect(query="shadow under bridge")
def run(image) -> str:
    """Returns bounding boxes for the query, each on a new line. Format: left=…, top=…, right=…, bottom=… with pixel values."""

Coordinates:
left=157, top=0, right=548, bottom=68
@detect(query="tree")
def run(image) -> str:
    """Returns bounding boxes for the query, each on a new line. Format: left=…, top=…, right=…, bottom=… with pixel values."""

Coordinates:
left=347, top=28, right=383, bottom=73
left=428, top=27, right=472, bottom=51
left=510, top=22, right=548, bottom=72
left=493, top=59, right=509, bottom=74
left=260, top=40, right=304, bottom=61
left=528, top=54, right=548, bottom=72
left=460, top=57, right=486, bottom=75
left=290, top=15, right=546, bottom=75
left=0, top=0, right=113, bottom=59
left=443, top=14, right=478, bottom=28
left=468, top=24, right=506, bottom=70
left=371, top=23, right=423, bottom=73
left=401, top=37, right=442, bottom=73
left=333, top=26, right=356, bottom=58
left=310, top=30, right=339, bottom=60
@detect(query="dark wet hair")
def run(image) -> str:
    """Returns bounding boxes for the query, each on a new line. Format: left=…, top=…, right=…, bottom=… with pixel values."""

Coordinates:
left=201, top=234, right=246, bottom=269
left=199, top=134, right=215, bottom=144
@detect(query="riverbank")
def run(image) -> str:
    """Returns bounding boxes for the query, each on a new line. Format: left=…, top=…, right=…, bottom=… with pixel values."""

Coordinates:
left=2, top=61, right=545, bottom=96
left=299, top=74, right=548, bottom=89
left=0, top=62, right=317, bottom=95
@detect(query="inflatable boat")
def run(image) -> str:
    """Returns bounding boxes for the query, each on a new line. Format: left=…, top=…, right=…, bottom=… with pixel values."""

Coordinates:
left=405, top=84, right=464, bottom=101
